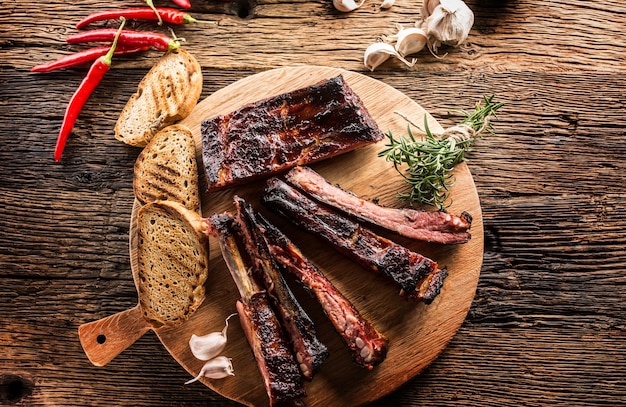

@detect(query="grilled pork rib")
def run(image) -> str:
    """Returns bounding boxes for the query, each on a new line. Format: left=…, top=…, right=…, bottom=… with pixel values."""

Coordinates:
left=253, top=211, right=389, bottom=370
left=209, top=213, right=306, bottom=407
left=285, top=166, right=473, bottom=244
left=233, top=196, right=329, bottom=380
left=262, top=178, right=448, bottom=303
left=201, top=75, right=384, bottom=192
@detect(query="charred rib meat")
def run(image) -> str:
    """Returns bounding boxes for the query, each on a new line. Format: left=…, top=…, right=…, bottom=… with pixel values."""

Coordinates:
left=262, top=178, right=447, bottom=303
left=209, top=213, right=306, bottom=407
left=285, top=166, right=472, bottom=244
left=201, top=75, right=384, bottom=191
left=253, top=211, right=388, bottom=370
left=233, top=196, right=329, bottom=380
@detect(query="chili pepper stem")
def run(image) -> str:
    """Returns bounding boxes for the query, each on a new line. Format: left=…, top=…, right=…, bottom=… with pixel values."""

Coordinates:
left=167, top=28, right=186, bottom=50
left=183, top=15, right=216, bottom=24
left=145, top=0, right=164, bottom=25
left=103, top=20, right=127, bottom=65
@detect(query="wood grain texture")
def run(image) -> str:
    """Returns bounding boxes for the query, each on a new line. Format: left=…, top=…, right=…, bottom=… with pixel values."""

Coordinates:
left=1, top=0, right=626, bottom=406
left=78, top=305, right=151, bottom=367
left=3, top=0, right=625, bottom=73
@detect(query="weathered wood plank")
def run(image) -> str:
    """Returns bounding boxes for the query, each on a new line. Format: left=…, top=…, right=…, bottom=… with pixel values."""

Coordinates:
left=2, top=1, right=625, bottom=72
left=373, top=327, right=626, bottom=406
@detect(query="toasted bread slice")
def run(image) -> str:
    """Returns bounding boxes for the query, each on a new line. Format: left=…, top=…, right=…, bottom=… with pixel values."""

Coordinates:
left=136, top=200, right=209, bottom=328
left=115, top=49, right=203, bottom=147
left=133, top=124, right=200, bottom=213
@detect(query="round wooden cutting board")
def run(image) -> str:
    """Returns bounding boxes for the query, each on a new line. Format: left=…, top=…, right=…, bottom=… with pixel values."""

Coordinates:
left=132, top=66, right=483, bottom=406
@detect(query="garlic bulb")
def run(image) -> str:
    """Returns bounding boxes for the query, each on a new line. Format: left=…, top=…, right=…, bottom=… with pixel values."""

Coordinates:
left=422, top=0, right=474, bottom=52
left=380, top=0, right=395, bottom=9
left=333, top=0, right=365, bottom=12
left=394, top=27, right=428, bottom=57
left=188, top=313, right=236, bottom=361
left=184, top=356, right=235, bottom=384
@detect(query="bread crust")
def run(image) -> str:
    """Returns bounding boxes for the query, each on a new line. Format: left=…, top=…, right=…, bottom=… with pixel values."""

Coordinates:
left=115, top=49, right=203, bottom=147
left=136, top=200, right=209, bottom=328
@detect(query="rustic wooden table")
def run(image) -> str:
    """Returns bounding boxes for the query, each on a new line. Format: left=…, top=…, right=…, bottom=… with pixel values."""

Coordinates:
left=1, top=0, right=625, bottom=406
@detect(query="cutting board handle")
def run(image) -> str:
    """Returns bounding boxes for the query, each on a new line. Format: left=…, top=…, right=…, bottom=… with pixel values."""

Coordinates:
left=78, top=305, right=151, bottom=367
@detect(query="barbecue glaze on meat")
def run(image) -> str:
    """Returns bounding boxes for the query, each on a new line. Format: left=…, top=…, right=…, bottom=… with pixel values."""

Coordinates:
left=285, top=166, right=472, bottom=244
left=233, top=196, right=329, bottom=380
left=201, top=75, right=384, bottom=191
left=236, top=298, right=306, bottom=407
left=262, top=178, right=448, bottom=303
left=209, top=213, right=306, bottom=407
left=254, top=211, right=389, bottom=370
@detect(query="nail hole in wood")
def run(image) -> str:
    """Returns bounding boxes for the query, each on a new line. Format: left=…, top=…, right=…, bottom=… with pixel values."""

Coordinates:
left=97, top=334, right=106, bottom=344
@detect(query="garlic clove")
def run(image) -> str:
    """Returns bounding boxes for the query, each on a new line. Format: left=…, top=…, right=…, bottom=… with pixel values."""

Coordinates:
left=188, top=313, right=236, bottom=361
left=333, top=0, right=365, bottom=12
left=394, top=27, right=428, bottom=57
left=189, top=332, right=226, bottom=361
left=184, top=356, right=235, bottom=384
left=380, top=0, right=395, bottom=9
left=364, top=42, right=417, bottom=71
left=364, top=42, right=397, bottom=71
left=421, top=0, right=441, bottom=19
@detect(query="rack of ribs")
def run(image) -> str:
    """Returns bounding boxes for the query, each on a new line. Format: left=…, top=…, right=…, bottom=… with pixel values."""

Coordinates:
left=253, top=209, right=388, bottom=370
left=285, top=166, right=472, bottom=244
left=262, top=178, right=448, bottom=303
left=200, top=75, right=384, bottom=192
left=233, top=196, right=329, bottom=380
left=209, top=213, right=306, bottom=407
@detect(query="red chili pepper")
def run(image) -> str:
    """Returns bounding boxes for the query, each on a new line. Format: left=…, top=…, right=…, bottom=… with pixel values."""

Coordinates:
left=55, top=19, right=127, bottom=162
left=31, top=45, right=149, bottom=73
left=76, top=8, right=207, bottom=29
left=66, top=29, right=181, bottom=52
left=171, top=0, right=192, bottom=9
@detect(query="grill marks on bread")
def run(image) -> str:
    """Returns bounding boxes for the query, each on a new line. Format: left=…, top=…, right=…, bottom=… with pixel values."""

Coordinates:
left=136, top=201, right=209, bottom=328
left=115, top=49, right=203, bottom=147
left=133, top=124, right=200, bottom=212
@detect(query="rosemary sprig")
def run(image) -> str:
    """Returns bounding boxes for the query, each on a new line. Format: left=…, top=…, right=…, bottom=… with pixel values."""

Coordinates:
left=378, top=95, right=504, bottom=209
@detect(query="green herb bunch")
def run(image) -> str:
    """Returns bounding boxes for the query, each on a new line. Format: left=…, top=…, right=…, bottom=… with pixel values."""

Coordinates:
left=378, top=95, right=504, bottom=209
